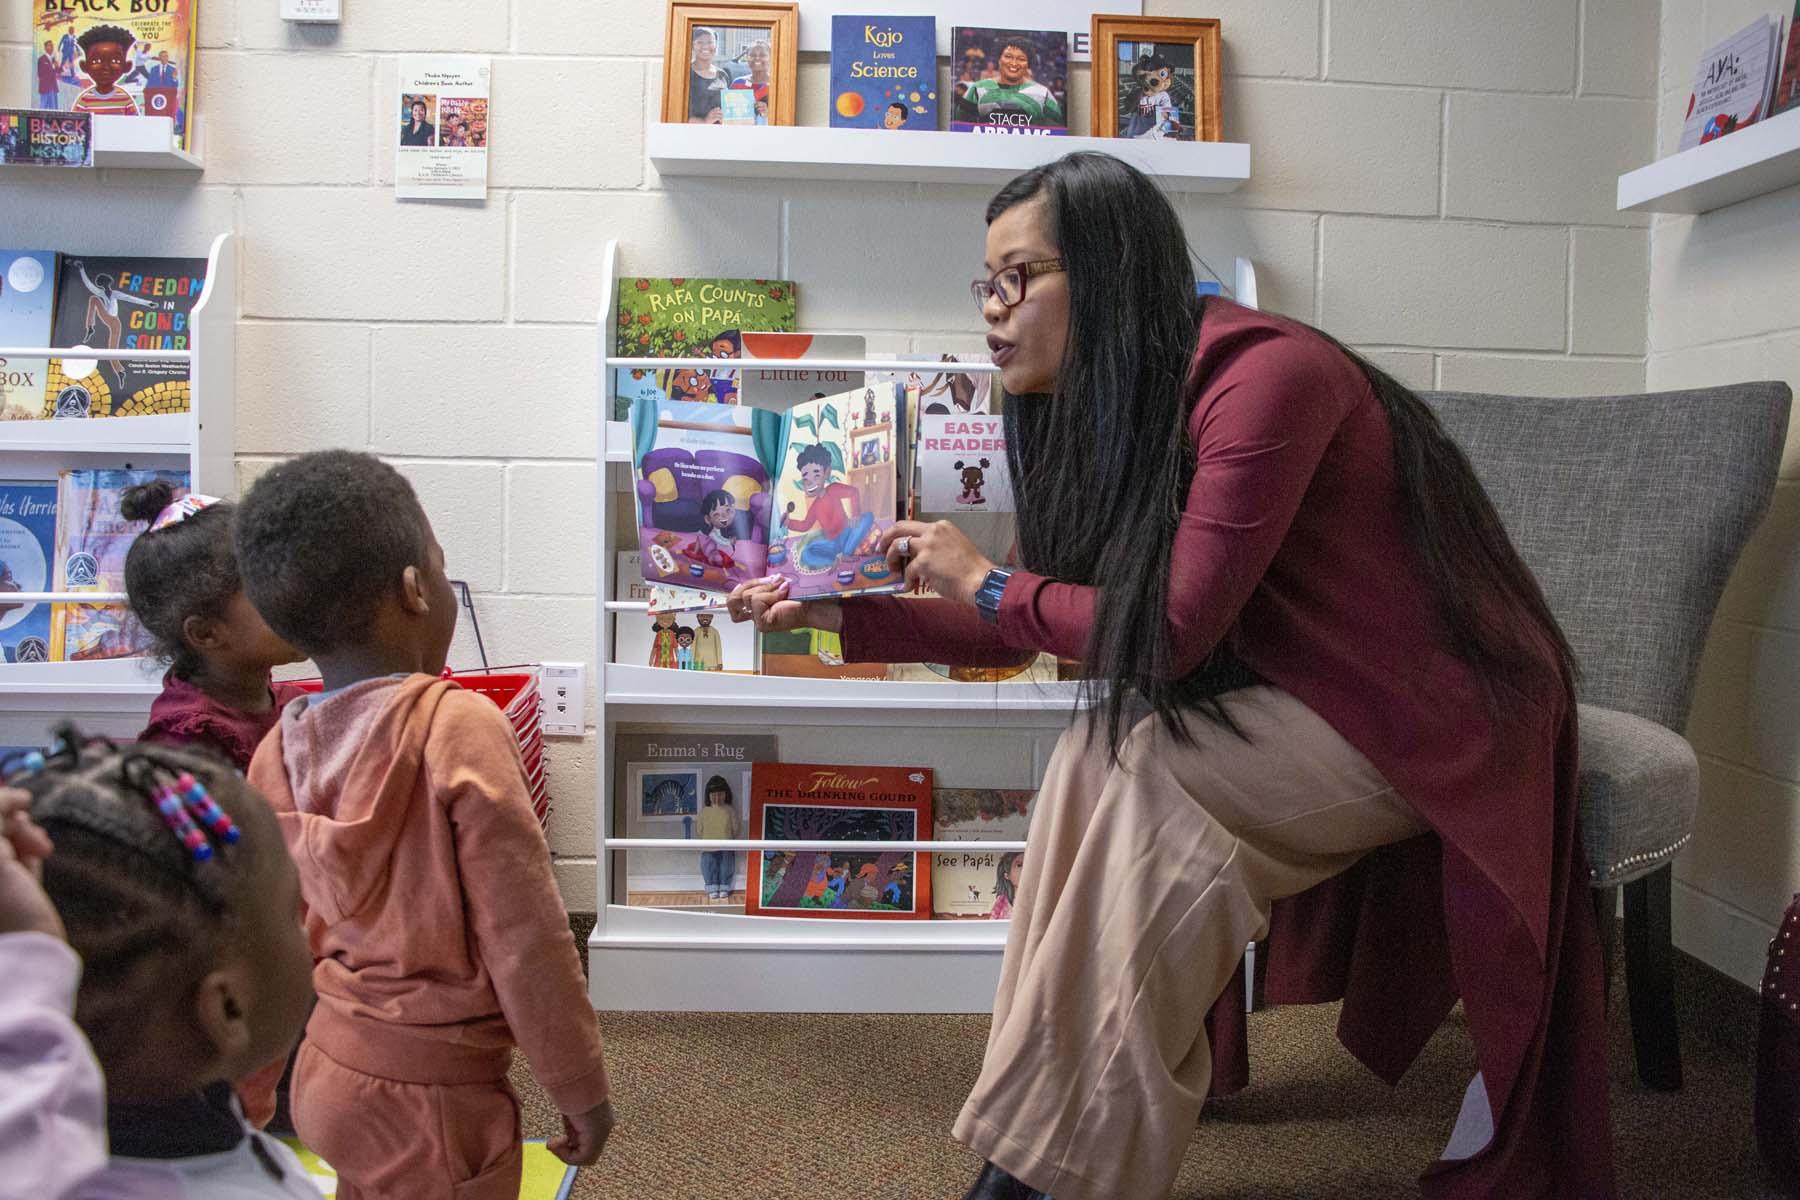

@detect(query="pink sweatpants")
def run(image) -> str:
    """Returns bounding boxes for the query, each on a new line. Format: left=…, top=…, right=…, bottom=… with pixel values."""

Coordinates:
left=293, top=1040, right=522, bottom=1200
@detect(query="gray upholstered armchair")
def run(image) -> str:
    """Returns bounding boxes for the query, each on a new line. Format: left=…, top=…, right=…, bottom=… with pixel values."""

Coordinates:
left=1421, top=383, right=1793, bottom=1091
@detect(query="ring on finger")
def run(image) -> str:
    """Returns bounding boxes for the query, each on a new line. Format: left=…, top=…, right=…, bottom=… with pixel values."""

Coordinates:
left=895, top=536, right=912, bottom=558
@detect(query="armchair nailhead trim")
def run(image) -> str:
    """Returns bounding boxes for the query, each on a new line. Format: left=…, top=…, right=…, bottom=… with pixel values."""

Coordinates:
left=1586, top=833, right=1693, bottom=883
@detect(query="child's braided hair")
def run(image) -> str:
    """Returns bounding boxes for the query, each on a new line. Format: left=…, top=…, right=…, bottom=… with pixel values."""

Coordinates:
left=6, top=728, right=259, bottom=1068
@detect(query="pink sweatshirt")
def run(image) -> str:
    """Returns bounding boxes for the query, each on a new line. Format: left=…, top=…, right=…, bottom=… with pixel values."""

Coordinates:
left=247, top=675, right=609, bottom=1114
left=0, top=932, right=105, bottom=1198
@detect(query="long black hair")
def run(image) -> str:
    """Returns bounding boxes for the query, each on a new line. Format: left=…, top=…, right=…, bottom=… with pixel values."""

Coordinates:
left=991, top=152, right=1574, bottom=757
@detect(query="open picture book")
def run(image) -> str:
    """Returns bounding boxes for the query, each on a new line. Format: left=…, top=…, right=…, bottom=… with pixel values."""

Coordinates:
left=630, top=383, right=905, bottom=602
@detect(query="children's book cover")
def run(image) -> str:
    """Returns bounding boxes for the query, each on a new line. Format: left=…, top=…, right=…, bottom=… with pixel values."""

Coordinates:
left=1775, top=1, right=1800, bottom=114
left=747, top=762, right=933, bottom=919
left=612, top=731, right=777, bottom=909
left=738, top=332, right=865, bottom=411
left=766, top=385, right=902, bottom=598
left=830, top=16, right=938, bottom=131
left=51, top=467, right=187, bottom=662
left=0, top=482, right=56, bottom=664
left=612, top=550, right=755, bottom=672
left=932, top=788, right=1033, bottom=919
left=0, top=251, right=59, bottom=421
left=35, top=0, right=198, bottom=148
left=0, top=112, right=83, bottom=167
left=1681, top=17, right=1779, bottom=149
left=631, top=385, right=905, bottom=601
left=916, top=412, right=1014, bottom=513
left=759, top=626, right=887, bottom=680
left=42, top=255, right=206, bottom=420
left=612, top=277, right=799, bottom=420
left=950, top=27, right=1069, bottom=135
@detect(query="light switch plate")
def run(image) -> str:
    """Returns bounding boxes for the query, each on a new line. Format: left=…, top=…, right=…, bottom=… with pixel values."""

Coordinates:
left=540, top=662, right=586, bottom=736
left=281, top=0, right=341, bottom=23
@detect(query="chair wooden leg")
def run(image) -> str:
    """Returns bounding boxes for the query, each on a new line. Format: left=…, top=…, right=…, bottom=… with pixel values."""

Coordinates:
left=1593, top=885, right=1617, bottom=1011
left=1623, top=864, right=1683, bottom=1091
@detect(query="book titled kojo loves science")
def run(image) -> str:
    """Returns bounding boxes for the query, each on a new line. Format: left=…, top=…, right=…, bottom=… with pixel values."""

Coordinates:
left=830, top=16, right=937, bottom=131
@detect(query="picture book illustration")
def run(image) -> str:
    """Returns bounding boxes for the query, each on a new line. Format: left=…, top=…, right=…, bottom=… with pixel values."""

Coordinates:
left=611, top=551, right=755, bottom=671
left=0, top=250, right=59, bottom=421
left=612, top=732, right=776, bottom=909
left=759, top=626, right=887, bottom=681
left=612, top=277, right=799, bottom=420
left=0, top=483, right=56, bottom=665
left=34, top=0, right=198, bottom=148
left=631, top=399, right=774, bottom=593
left=950, top=27, right=1069, bottom=135
left=631, top=385, right=905, bottom=601
left=933, top=788, right=1034, bottom=919
left=52, top=468, right=188, bottom=662
left=42, top=255, right=207, bottom=420
left=830, top=15, right=937, bottom=130
left=747, top=762, right=934, bottom=920
left=766, top=385, right=902, bottom=597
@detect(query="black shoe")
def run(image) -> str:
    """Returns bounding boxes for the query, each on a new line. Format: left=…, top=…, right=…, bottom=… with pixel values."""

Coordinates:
left=962, top=1160, right=1053, bottom=1200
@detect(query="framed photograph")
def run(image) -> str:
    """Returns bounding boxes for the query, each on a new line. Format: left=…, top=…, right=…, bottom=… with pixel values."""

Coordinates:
left=1091, top=16, right=1223, bottom=143
left=662, top=1, right=799, bottom=127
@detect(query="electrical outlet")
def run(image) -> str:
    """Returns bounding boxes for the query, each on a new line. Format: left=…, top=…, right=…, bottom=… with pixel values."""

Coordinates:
left=540, top=662, right=586, bottom=736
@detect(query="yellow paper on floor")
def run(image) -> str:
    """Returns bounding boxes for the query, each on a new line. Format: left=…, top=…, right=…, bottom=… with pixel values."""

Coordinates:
left=279, top=1138, right=577, bottom=1199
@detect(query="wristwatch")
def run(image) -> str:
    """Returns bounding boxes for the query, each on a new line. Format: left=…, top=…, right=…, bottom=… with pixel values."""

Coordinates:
left=973, top=566, right=1013, bottom=624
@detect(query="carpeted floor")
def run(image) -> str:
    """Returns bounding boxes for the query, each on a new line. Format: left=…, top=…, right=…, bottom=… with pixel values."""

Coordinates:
left=510, top=930, right=1783, bottom=1198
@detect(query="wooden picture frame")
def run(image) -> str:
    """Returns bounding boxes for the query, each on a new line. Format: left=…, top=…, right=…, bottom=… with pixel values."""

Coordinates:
left=662, top=1, right=799, bottom=127
left=1091, top=15, right=1223, bottom=142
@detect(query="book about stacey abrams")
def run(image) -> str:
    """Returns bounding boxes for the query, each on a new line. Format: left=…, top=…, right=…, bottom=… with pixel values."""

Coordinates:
left=830, top=16, right=937, bottom=131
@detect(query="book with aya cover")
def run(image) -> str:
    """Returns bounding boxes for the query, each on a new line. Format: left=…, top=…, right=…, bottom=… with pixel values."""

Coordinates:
left=1681, top=16, right=1783, bottom=149
left=630, top=384, right=905, bottom=602
left=746, top=761, right=933, bottom=919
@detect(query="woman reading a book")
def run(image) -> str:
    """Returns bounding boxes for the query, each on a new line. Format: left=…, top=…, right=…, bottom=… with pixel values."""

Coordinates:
left=728, top=151, right=1612, bottom=1200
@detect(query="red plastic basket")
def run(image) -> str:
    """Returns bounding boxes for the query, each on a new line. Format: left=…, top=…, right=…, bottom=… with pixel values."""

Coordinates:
left=288, top=669, right=550, bottom=830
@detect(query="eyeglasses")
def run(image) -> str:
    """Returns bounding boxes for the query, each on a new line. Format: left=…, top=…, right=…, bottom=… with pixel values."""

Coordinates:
left=971, top=259, right=1065, bottom=313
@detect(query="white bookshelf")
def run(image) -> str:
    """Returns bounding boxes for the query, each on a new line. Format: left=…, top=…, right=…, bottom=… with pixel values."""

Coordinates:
left=1618, top=108, right=1800, bottom=215
left=0, top=114, right=202, bottom=174
left=590, top=235, right=1259, bottom=1013
left=648, top=123, right=1250, bottom=193
left=0, top=232, right=234, bottom=720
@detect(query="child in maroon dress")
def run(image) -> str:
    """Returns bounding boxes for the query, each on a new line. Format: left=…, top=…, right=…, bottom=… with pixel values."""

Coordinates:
left=121, top=480, right=307, bottom=772
left=121, top=478, right=309, bottom=1134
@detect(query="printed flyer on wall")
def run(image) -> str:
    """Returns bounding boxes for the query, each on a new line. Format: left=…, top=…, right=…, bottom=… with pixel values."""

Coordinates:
left=395, top=55, right=490, bottom=200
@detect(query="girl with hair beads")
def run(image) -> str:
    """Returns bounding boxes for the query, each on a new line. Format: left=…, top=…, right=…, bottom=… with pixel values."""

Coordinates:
left=5, top=731, right=320, bottom=1198
left=120, top=480, right=307, bottom=773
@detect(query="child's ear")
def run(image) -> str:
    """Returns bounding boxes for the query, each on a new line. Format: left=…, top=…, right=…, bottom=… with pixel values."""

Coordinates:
left=400, top=565, right=431, bottom=616
left=192, top=964, right=255, bottom=1077
left=182, top=613, right=226, bottom=652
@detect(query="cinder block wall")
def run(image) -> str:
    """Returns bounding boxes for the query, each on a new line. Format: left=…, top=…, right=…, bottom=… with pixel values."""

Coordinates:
left=0, top=0, right=1656, bottom=909
left=1652, top=0, right=1800, bottom=988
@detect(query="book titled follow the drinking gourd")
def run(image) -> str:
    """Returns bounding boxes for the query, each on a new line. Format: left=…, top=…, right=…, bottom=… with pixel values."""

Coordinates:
left=630, top=383, right=904, bottom=602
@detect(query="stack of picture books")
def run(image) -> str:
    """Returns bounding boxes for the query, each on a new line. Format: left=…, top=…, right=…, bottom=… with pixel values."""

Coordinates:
left=610, top=732, right=1035, bottom=921
left=0, top=467, right=189, bottom=664
left=0, top=248, right=207, bottom=422
left=612, top=346, right=1057, bottom=684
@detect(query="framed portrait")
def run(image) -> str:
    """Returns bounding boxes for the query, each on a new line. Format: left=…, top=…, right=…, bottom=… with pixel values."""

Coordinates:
left=662, top=1, right=800, bottom=127
left=1091, top=16, right=1223, bottom=143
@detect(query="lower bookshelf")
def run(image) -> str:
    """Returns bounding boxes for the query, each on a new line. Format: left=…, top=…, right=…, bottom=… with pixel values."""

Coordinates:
left=587, top=904, right=1007, bottom=1013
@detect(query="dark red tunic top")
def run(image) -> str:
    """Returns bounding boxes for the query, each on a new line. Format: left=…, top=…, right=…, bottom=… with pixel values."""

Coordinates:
left=842, top=300, right=1613, bottom=1198
left=141, top=673, right=310, bottom=775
